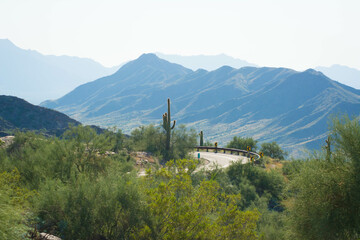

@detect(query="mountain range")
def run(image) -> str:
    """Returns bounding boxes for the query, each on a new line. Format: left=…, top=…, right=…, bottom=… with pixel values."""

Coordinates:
left=156, top=53, right=360, bottom=90
left=155, top=53, right=257, bottom=71
left=0, top=95, right=80, bottom=137
left=42, top=54, right=360, bottom=156
left=0, top=39, right=119, bottom=104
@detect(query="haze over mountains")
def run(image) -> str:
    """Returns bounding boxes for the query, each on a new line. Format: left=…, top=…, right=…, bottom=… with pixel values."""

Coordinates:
left=0, top=39, right=119, bottom=104
left=42, top=54, right=360, bottom=155
left=315, top=65, right=360, bottom=90
left=156, top=53, right=360, bottom=90
left=155, top=53, right=257, bottom=71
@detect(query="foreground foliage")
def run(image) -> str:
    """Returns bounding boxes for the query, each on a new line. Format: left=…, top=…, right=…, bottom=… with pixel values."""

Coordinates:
left=0, top=169, right=34, bottom=239
left=287, top=116, right=360, bottom=239
left=135, top=159, right=260, bottom=239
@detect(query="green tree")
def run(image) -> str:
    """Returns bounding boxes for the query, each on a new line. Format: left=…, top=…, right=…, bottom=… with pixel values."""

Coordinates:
left=227, top=136, right=258, bottom=151
left=260, top=141, right=287, bottom=160
left=34, top=168, right=149, bottom=240
left=288, top=116, right=360, bottom=239
left=134, top=159, right=260, bottom=239
left=130, top=124, right=196, bottom=161
left=0, top=169, right=34, bottom=239
left=227, top=162, right=285, bottom=210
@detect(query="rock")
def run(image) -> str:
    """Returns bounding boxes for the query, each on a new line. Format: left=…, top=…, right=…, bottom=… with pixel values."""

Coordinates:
left=0, top=135, right=14, bottom=147
left=39, top=233, right=62, bottom=240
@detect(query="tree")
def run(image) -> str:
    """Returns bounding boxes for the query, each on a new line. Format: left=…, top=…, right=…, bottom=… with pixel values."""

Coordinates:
left=133, top=159, right=260, bottom=239
left=130, top=124, right=196, bottom=161
left=260, top=141, right=287, bottom=160
left=34, top=169, right=149, bottom=240
left=287, top=116, right=360, bottom=239
left=227, top=136, right=258, bottom=151
left=0, top=169, right=34, bottom=239
left=227, top=162, right=285, bottom=210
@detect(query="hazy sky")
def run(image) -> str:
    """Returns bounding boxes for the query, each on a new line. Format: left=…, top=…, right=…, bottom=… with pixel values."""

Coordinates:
left=1, top=0, right=359, bottom=70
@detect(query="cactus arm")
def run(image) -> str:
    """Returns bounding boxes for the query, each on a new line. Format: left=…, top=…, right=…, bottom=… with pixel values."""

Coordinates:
left=171, top=120, right=176, bottom=129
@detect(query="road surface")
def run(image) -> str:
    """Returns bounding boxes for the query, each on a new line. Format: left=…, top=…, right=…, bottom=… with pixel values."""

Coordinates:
left=192, top=151, right=248, bottom=171
left=138, top=151, right=248, bottom=176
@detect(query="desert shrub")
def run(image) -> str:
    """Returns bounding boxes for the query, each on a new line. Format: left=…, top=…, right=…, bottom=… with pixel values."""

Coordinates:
left=0, top=169, right=34, bottom=239
left=130, top=124, right=196, bottom=161
left=282, top=159, right=305, bottom=180
left=260, top=141, right=287, bottom=160
left=227, top=162, right=285, bottom=210
left=34, top=169, right=148, bottom=240
left=287, top=116, right=360, bottom=239
left=227, top=136, right=258, bottom=151
left=134, top=159, right=260, bottom=239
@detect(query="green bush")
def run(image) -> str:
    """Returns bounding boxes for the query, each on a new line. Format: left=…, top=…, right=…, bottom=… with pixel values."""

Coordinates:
left=226, top=136, right=258, bottom=151
left=34, top=168, right=148, bottom=240
left=130, top=124, right=196, bottom=161
left=227, top=162, right=285, bottom=210
left=260, top=141, right=287, bottom=160
left=134, top=159, right=260, bottom=239
left=0, top=169, right=34, bottom=239
left=287, top=116, right=360, bottom=239
left=282, top=159, right=305, bottom=180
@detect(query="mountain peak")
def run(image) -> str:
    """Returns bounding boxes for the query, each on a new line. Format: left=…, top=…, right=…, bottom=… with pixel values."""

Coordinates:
left=138, top=53, right=159, bottom=61
left=113, top=53, right=192, bottom=77
left=304, top=68, right=325, bottom=77
left=129, top=53, right=167, bottom=66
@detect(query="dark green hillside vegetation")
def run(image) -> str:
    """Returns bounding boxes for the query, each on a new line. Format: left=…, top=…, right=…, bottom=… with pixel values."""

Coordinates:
left=0, top=95, right=80, bottom=136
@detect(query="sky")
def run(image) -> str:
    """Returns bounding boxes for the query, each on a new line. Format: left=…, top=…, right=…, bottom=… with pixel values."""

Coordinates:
left=1, top=0, right=359, bottom=71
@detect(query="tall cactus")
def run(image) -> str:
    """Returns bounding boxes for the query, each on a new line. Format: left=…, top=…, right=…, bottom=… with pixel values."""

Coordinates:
left=199, top=131, right=204, bottom=146
left=325, top=136, right=331, bottom=161
left=162, top=98, right=176, bottom=160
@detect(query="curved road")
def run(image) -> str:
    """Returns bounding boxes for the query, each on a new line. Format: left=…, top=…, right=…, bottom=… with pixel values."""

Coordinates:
left=192, top=151, right=249, bottom=171
left=138, top=151, right=248, bottom=176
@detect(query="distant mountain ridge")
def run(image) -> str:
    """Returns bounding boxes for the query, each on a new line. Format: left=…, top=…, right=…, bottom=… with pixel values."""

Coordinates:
left=0, top=39, right=119, bottom=104
left=0, top=95, right=80, bottom=136
left=155, top=53, right=257, bottom=71
left=315, top=64, right=360, bottom=89
left=42, top=54, right=360, bottom=156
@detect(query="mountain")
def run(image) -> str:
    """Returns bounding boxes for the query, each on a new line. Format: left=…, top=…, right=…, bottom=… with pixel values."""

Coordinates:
left=42, top=54, right=360, bottom=156
left=0, top=39, right=119, bottom=104
left=0, top=95, right=80, bottom=136
left=155, top=53, right=257, bottom=71
left=315, top=65, right=360, bottom=89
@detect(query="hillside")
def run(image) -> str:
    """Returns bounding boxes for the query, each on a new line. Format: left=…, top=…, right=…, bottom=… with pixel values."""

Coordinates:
left=0, top=95, right=80, bottom=136
left=0, top=39, right=119, bottom=104
left=42, top=54, right=360, bottom=155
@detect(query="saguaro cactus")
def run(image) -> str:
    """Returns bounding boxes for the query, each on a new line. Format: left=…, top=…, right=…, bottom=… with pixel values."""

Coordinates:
left=199, top=131, right=204, bottom=146
left=162, top=98, right=176, bottom=160
left=325, top=136, right=331, bottom=161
